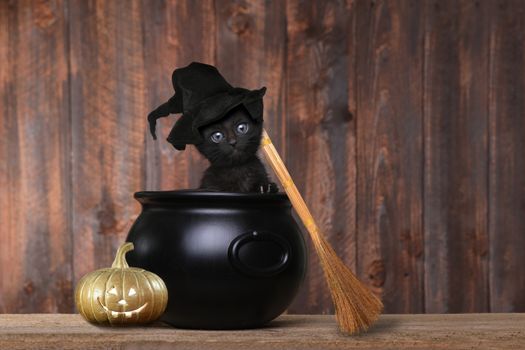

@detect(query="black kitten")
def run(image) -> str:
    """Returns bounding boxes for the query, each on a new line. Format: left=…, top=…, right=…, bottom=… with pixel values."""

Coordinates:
left=196, top=105, right=278, bottom=193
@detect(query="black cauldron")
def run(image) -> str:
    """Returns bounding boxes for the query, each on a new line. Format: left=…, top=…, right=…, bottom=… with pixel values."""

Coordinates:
left=125, top=190, right=307, bottom=329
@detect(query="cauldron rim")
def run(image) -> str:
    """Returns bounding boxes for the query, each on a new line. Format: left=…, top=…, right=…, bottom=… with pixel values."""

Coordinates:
left=134, top=189, right=291, bottom=206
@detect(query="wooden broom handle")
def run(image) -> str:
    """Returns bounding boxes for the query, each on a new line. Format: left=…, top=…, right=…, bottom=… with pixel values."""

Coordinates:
left=260, top=129, right=322, bottom=247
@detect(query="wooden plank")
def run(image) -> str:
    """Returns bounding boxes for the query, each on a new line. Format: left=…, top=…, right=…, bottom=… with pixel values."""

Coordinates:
left=0, top=0, right=12, bottom=314
left=0, top=314, right=524, bottom=349
left=284, top=0, right=357, bottom=314
left=213, top=0, right=292, bottom=303
left=215, top=0, right=287, bottom=154
left=423, top=0, right=490, bottom=313
left=69, top=0, right=147, bottom=284
left=488, top=0, right=525, bottom=312
left=356, top=0, right=424, bottom=313
left=142, top=0, right=216, bottom=190
left=0, top=0, right=72, bottom=313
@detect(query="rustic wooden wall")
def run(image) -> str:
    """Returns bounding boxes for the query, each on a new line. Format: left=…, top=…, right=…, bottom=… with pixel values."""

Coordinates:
left=0, top=0, right=524, bottom=315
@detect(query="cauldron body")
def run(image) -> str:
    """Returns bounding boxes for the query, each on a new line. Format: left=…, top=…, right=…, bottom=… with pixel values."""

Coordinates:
left=125, top=190, right=307, bottom=329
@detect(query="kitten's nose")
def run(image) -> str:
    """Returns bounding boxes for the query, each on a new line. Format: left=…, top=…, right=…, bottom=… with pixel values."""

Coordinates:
left=228, top=139, right=237, bottom=147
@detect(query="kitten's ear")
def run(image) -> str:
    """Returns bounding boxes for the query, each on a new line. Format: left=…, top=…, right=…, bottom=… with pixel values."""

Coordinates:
left=243, top=87, right=266, bottom=123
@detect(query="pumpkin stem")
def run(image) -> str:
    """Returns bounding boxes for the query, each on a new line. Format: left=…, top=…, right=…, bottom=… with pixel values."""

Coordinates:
left=111, top=242, right=134, bottom=268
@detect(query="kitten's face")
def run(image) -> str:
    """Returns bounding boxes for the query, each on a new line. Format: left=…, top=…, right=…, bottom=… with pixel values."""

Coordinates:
left=196, top=105, right=262, bottom=166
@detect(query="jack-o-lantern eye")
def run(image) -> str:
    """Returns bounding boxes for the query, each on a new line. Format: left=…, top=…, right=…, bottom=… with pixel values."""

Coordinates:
left=128, top=288, right=137, bottom=296
left=107, top=287, right=118, bottom=296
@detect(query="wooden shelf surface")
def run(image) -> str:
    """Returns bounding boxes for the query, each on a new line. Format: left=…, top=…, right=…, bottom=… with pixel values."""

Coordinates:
left=0, top=313, right=523, bottom=349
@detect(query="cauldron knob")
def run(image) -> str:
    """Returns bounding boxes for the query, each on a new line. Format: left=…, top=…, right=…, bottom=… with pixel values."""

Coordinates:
left=228, top=231, right=291, bottom=277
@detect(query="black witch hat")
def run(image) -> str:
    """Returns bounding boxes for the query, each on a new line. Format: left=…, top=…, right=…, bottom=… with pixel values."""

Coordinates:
left=148, top=62, right=267, bottom=150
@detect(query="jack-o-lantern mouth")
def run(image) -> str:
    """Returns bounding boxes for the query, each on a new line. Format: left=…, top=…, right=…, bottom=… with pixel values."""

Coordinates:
left=97, top=297, right=148, bottom=318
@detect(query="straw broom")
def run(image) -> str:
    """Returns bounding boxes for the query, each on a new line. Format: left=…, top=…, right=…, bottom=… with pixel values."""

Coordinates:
left=260, top=129, right=383, bottom=334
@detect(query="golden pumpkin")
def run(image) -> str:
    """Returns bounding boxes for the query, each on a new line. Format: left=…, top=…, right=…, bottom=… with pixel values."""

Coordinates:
left=75, top=242, right=168, bottom=325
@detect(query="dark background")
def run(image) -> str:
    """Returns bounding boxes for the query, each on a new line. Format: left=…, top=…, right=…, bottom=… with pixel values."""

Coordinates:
left=0, top=0, right=524, bottom=314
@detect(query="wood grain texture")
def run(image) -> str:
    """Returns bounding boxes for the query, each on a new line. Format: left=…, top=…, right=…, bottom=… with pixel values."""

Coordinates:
left=213, top=0, right=295, bottom=314
left=423, top=0, right=490, bottom=313
left=0, top=0, right=72, bottom=313
left=2, top=0, right=525, bottom=316
left=142, top=0, right=216, bottom=191
left=69, top=0, right=147, bottom=285
left=285, top=0, right=356, bottom=314
left=215, top=0, right=287, bottom=155
left=0, top=314, right=524, bottom=349
left=356, top=0, right=424, bottom=313
left=488, top=0, right=525, bottom=312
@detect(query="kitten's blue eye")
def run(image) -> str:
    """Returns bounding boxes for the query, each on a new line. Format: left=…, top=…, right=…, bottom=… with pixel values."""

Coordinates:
left=210, top=132, right=224, bottom=143
left=236, top=123, right=249, bottom=134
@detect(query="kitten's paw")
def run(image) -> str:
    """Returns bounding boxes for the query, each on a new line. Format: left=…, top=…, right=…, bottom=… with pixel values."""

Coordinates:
left=260, top=182, right=279, bottom=194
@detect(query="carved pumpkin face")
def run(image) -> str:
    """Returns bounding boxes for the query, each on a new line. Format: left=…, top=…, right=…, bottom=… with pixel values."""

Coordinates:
left=75, top=243, right=168, bottom=325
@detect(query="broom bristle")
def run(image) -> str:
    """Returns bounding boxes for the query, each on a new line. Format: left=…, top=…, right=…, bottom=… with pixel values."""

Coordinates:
left=315, top=235, right=383, bottom=333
